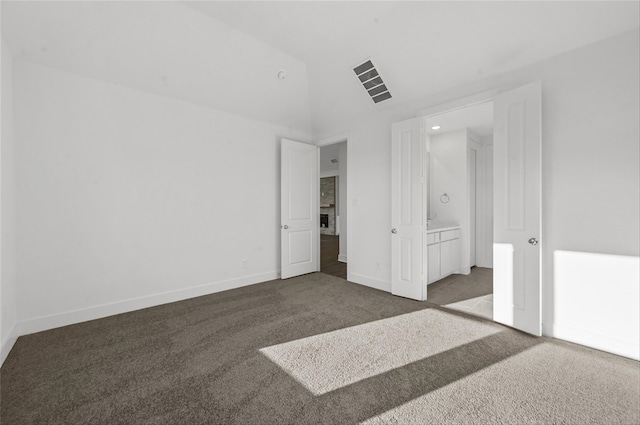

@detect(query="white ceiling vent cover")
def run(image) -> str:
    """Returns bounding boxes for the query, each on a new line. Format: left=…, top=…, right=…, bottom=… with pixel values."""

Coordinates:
left=353, top=59, right=392, bottom=104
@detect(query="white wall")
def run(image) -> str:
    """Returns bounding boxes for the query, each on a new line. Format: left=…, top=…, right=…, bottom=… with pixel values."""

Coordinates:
left=465, top=131, right=492, bottom=269
left=12, top=60, right=310, bottom=335
left=1, top=38, right=18, bottom=364
left=315, top=30, right=640, bottom=359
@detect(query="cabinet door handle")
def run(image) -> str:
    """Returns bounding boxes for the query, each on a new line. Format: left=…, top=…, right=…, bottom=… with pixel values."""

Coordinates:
left=391, top=228, right=397, bottom=234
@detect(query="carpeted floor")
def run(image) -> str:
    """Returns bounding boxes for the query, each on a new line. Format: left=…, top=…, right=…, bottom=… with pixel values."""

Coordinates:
left=1, top=272, right=639, bottom=424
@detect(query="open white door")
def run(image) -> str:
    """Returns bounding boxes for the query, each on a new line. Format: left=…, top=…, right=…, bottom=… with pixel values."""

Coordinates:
left=493, top=82, right=542, bottom=336
left=391, top=118, right=427, bottom=300
left=281, top=138, right=319, bottom=279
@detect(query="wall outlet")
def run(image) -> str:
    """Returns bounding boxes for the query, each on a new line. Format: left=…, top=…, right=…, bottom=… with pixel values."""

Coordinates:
left=241, top=259, right=248, bottom=268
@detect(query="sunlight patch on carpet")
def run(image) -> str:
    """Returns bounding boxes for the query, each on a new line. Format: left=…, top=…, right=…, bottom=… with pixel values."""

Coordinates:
left=260, top=308, right=500, bottom=395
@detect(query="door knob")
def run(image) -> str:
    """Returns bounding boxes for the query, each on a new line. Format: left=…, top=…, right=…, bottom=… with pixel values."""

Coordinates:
left=528, top=237, right=538, bottom=246
left=283, top=225, right=289, bottom=229
left=391, top=228, right=397, bottom=234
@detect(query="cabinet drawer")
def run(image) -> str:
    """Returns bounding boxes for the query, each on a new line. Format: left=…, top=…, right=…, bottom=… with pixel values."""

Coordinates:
left=426, top=232, right=440, bottom=245
left=440, top=229, right=460, bottom=242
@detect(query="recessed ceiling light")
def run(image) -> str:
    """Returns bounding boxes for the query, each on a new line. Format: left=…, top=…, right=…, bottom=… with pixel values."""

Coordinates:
left=431, top=125, right=441, bottom=130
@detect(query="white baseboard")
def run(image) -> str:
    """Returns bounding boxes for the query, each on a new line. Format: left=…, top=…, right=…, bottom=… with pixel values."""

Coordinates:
left=349, top=273, right=391, bottom=293
left=338, top=254, right=347, bottom=263
left=1, top=323, right=19, bottom=367
left=16, top=271, right=279, bottom=338
left=549, top=323, right=640, bottom=361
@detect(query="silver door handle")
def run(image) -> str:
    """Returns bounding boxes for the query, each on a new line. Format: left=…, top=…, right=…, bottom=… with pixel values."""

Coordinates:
left=528, top=237, right=538, bottom=246
left=283, top=225, right=289, bottom=229
left=391, top=228, right=397, bottom=234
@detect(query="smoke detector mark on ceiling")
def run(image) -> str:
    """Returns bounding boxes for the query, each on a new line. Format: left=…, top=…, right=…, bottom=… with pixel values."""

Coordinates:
left=353, top=59, right=392, bottom=104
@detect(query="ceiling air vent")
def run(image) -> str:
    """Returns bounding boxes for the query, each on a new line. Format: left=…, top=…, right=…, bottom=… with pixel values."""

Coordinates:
left=353, top=59, right=392, bottom=104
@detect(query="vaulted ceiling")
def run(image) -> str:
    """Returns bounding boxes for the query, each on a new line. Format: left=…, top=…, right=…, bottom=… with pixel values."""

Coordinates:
left=3, top=1, right=639, bottom=136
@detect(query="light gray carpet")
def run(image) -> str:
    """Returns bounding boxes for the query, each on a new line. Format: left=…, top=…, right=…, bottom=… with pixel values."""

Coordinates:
left=1, top=272, right=639, bottom=424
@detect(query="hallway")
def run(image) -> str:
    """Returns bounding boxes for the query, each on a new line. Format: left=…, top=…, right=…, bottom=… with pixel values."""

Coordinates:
left=320, top=235, right=347, bottom=279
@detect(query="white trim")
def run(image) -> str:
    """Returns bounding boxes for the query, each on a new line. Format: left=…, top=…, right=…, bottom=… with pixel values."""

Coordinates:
left=549, top=323, right=640, bottom=361
left=349, top=273, right=391, bottom=293
left=0, top=323, right=19, bottom=366
left=16, top=271, right=279, bottom=337
left=338, top=254, right=347, bottom=263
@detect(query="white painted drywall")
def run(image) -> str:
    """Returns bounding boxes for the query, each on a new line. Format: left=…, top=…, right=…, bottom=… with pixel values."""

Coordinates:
left=429, top=129, right=470, bottom=274
left=315, top=30, right=640, bottom=358
left=13, top=60, right=311, bottom=333
left=1, top=38, right=18, bottom=364
left=553, top=251, right=639, bottom=359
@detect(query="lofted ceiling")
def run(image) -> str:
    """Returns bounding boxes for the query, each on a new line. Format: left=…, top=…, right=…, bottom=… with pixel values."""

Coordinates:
left=3, top=1, right=639, bottom=136
left=186, top=1, right=639, bottom=133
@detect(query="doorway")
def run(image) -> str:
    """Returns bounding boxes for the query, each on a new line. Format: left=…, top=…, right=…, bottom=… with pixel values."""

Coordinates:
left=390, top=83, right=541, bottom=335
left=423, top=101, right=495, bottom=320
left=319, top=141, right=347, bottom=279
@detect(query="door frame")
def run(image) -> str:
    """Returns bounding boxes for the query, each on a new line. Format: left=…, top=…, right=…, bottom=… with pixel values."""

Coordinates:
left=316, top=133, right=350, bottom=279
left=416, top=86, right=542, bottom=335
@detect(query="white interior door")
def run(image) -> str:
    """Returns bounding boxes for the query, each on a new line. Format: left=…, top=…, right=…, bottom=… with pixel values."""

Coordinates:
left=493, top=82, right=542, bottom=336
left=391, top=118, right=427, bottom=300
left=281, top=138, right=319, bottom=279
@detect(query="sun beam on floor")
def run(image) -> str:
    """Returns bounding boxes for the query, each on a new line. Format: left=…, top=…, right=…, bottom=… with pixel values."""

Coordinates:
left=260, top=308, right=500, bottom=395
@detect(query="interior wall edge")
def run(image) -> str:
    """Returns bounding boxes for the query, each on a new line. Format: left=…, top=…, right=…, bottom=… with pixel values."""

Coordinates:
left=348, top=272, right=390, bottom=293
left=12, top=270, right=279, bottom=345
left=548, top=323, right=640, bottom=361
left=0, top=323, right=18, bottom=367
